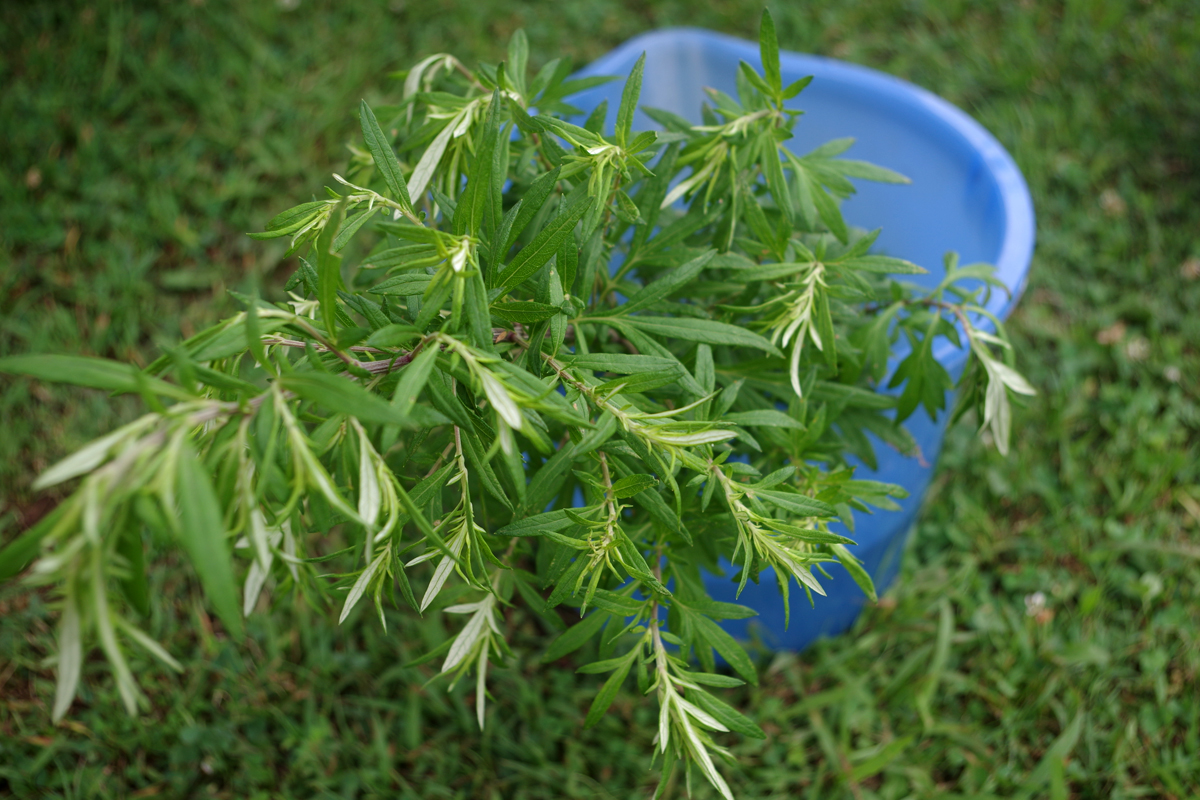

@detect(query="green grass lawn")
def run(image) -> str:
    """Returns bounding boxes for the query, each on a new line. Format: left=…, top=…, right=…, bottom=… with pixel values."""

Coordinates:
left=2, top=0, right=1199, bottom=797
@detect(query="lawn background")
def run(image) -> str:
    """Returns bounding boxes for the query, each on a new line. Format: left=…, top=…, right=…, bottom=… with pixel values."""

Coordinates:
left=2, top=0, right=1199, bottom=797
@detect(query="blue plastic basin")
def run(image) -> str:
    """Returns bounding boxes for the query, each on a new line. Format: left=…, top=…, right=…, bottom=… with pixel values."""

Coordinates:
left=567, top=29, right=1035, bottom=650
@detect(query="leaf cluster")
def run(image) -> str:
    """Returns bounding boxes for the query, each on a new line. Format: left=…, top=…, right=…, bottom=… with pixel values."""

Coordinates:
left=0, top=11, right=1031, bottom=798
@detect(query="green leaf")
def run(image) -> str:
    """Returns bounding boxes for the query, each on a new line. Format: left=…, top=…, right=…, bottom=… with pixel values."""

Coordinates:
left=693, top=613, right=757, bottom=685
left=685, top=598, right=758, bottom=620
left=596, top=371, right=682, bottom=395
left=536, top=115, right=606, bottom=149
left=317, top=201, right=345, bottom=338
left=810, top=180, right=849, bottom=243
left=690, top=688, right=766, bottom=739
left=464, top=271, right=494, bottom=351
left=459, top=419, right=515, bottom=512
left=455, top=89, right=501, bottom=238
left=589, top=589, right=645, bottom=616
left=543, top=611, right=608, bottom=662
left=584, top=655, right=634, bottom=728
left=611, top=473, right=657, bottom=498
left=116, top=524, right=151, bottom=617
left=837, top=255, right=927, bottom=275
left=814, top=287, right=837, bottom=370
left=577, top=656, right=633, bottom=674
left=759, top=9, right=782, bottom=94
left=683, top=672, right=745, bottom=688
left=371, top=274, right=433, bottom=296
left=383, top=345, right=435, bottom=429
left=495, top=508, right=575, bottom=536
left=266, top=201, right=328, bottom=232
left=333, top=208, right=379, bottom=252
left=739, top=60, right=775, bottom=100
left=754, top=489, right=838, bottom=517
left=281, top=372, right=424, bottom=427
left=558, top=229, right=579, bottom=294
left=618, top=249, right=715, bottom=316
left=563, top=354, right=680, bottom=374
left=507, top=29, right=529, bottom=94
left=629, top=485, right=691, bottom=545
left=781, top=75, right=813, bottom=100
left=498, top=193, right=593, bottom=293
left=807, top=138, right=856, bottom=159
left=834, top=159, right=910, bottom=184
left=766, top=520, right=856, bottom=545
left=724, top=410, right=804, bottom=429
left=760, top=133, right=792, bottom=224
left=0, top=355, right=193, bottom=401
left=360, top=99, right=414, bottom=211
left=502, top=166, right=562, bottom=254
left=175, top=445, right=244, bottom=639
left=491, top=300, right=561, bottom=323
left=0, top=503, right=67, bottom=582
left=831, top=543, right=877, bottom=602
left=615, top=52, right=646, bottom=147
left=610, top=317, right=783, bottom=357
left=583, top=99, right=609, bottom=135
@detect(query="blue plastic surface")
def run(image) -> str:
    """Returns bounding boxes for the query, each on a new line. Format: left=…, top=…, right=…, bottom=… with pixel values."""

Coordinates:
left=568, top=29, right=1035, bottom=650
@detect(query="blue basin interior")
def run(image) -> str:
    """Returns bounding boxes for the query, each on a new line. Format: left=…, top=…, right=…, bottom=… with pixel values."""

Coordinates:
left=566, top=29, right=1035, bottom=650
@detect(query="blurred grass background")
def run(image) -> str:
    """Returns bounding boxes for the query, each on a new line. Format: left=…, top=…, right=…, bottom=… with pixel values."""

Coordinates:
left=2, top=0, right=1199, bottom=797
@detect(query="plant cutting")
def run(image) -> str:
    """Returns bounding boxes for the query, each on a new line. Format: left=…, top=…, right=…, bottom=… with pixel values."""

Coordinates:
left=0, top=11, right=1032, bottom=797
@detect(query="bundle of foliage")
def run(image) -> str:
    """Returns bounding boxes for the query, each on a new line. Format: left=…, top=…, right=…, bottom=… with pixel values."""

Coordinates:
left=0, top=11, right=1031, bottom=797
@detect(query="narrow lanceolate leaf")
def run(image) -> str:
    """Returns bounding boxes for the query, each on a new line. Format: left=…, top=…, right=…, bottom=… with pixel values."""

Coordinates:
left=408, top=116, right=456, bottom=201
left=52, top=590, right=82, bottom=721
left=490, top=300, right=561, bottom=323
left=754, top=489, right=837, bottom=517
left=585, top=655, right=634, bottom=728
left=455, top=90, right=501, bottom=238
left=503, top=166, right=562, bottom=254
left=418, top=536, right=466, bottom=613
left=610, top=317, right=783, bottom=357
left=0, top=355, right=193, bottom=401
left=390, top=344, right=439, bottom=418
left=831, top=543, right=877, bottom=602
left=117, top=524, right=151, bottom=617
left=359, top=99, right=414, bottom=211
left=371, top=273, right=433, bottom=296
left=34, top=416, right=153, bottom=490
left=358, top=442, right=381, bottom=529
left=689, top=689, right=766, bottom=739
left=507, top=29, right=529, bottom=94
left=611, top=473, right=658, bottom=498
left=115, top=616, right=184, bottom=673
left=443, top=602, right=491, bottom=672
left=810, top=179, right=849, bottom=243
left=543, top=611, right=608, bottom=662
left=618, top=249, right=716, bottom=316
left=340, top=549, right=388, bottom=623
left=175, top=444, right=244, bottom=639
left=615, top=52, right=646, bottom=147
left=497, top=193, right=592, bottom=293
left=759, top=9, right=782, bottom=94
left=723, top=410, right=804, bottom=429
left=0, top=504, right=67, bottom=582
left=562, top=354, right=680, bottom=374
left=837, top=255, right=927, bottom=275
left=761, top=134, right=792, bottom=223
left=315, top=202, right=344, bottom=339
left=282, top=372, right=418, bottom=427
left=693, top=614, right=757, bottom=685
left=834, top=160, right=911, bottom=184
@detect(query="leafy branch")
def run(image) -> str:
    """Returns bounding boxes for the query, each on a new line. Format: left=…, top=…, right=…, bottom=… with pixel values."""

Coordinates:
left=0, top=10, right=1031, bottom=799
